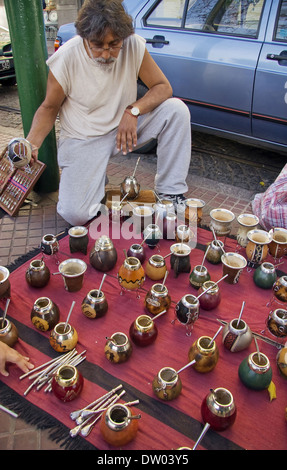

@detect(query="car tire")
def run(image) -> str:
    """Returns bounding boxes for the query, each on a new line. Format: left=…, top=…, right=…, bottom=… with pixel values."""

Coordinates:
left=137, top=80, right=148, bottom=100
left=1, top=77, right=17, bottom=86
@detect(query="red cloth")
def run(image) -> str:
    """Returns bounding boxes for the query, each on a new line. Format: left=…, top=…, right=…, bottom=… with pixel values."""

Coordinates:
left=1, top=225, right=287, bottom=450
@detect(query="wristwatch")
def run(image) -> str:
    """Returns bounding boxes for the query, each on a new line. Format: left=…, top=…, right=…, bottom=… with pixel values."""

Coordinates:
left=126, top=105, right=140, bottom=117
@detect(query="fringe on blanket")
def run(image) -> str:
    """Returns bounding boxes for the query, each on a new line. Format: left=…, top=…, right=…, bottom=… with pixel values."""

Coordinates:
left=6, top=229, right=69, bottom=272
left=0, top=381, right=97, bottom=450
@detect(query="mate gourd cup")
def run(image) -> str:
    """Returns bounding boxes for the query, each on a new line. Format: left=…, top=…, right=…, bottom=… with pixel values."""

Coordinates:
left=68, top=226, right=89, bottom=255
left=221, top=252, right=246, bottom=284
left=210, top=208, right=235, bottom=237
left=0, top=266, right=10, bottom=299
left=268, top=227, right=287, bottom=259
left=58, top=258, right=87, bottom=292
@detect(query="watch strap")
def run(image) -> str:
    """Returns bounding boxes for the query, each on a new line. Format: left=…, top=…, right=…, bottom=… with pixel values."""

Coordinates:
left=124, top=109, right=138, bottom=118
left=125, top=105, right=140, bottom=117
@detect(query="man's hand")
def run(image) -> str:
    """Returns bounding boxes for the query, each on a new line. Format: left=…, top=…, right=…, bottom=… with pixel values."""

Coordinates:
left=30, top=144, right=39, bottom=163
left=116, top=112, right=138, bottom=155
left=0, top=342, right=34, bottom=377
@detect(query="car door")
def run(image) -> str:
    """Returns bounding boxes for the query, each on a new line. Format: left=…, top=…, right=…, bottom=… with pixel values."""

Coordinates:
left=252, top=0, right=287, bottom=149
left=133, top=0, right=272, bottom=138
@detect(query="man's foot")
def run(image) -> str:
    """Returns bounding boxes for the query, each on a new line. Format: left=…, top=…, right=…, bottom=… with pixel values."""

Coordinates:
left=157, top=193, right=187, bottom=206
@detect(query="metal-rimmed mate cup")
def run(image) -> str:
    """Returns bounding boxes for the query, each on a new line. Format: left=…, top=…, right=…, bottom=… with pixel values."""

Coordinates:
left=210, top=208, right=235, bottom=237
left=221, top=252, right=247, bottom=284
left=185, top=198, right=205, bottom=226
left=0, top=266, right=10, bottom=299
left=58, top=258, right=87, bottom=292
left=268, top=227, right=287, bottom=259
left=236, top=213, right=259, bottom=247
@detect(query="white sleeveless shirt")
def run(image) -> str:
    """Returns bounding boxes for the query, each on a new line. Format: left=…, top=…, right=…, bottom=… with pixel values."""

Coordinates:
left=47, top=34, right=146, bottom=139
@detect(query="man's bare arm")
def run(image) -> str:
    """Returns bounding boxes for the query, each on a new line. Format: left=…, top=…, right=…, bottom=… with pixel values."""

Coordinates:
left=26, top=71, right=66, bottom=160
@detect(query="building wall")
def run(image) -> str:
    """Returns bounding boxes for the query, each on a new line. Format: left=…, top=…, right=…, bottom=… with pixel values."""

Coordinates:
left=56, top=0, right=82, bottom=27
left=0, top=0, right=9, bottom=28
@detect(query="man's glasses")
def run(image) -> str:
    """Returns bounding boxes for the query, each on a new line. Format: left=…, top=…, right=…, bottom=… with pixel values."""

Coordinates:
left=87, top=40, right=123, bottom=55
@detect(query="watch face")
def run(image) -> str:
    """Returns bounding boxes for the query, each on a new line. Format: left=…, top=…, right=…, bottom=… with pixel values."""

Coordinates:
left=131, top=107, right=140, bottom=116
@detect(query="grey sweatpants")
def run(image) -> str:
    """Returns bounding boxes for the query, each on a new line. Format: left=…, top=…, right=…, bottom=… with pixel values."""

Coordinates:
left=57, top=97, right=191, bottom=226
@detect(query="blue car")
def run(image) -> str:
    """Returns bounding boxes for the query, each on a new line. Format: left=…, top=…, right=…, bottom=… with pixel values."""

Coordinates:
left=54, top=0, right=287, bottom=154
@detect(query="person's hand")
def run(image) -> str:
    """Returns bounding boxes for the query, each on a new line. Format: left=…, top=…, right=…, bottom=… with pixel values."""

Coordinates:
left=116, top=112, right=138, bottom=155
left=30, top=145, right=39, bottom=163
left=0, top=342, right=34, bottom=377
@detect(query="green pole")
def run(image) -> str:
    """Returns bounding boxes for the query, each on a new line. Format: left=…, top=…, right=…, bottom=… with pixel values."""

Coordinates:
left=4, top=0, right=59, bottom=193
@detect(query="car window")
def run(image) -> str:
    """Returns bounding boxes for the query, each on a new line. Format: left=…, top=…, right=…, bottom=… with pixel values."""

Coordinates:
left=274, top=0, right=287, bottom=41
left=146, top=0, right=186, bottom=27
left=145, top=0, right=266, bottom=38
left=0, top=26, right=10, bottom=42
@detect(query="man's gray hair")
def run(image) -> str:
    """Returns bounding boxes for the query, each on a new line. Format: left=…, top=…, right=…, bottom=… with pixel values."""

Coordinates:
left=75, top=0, right=134, bottom=41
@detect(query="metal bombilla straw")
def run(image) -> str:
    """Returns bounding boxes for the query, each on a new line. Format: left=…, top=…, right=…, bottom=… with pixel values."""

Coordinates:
left=119, top=192, right=129, bottom=205
left=207, top=325, right=223, bottom=348
left=173, top=321, right=225, bottom=378
left=80, top=396, right=141, bottom=438
left=211, top=227, right=219, bottom=246
left=132, top=156, right=141, bottom=179
left=81, top=398, right=140, bottom=421
left=42, top=350, right=87, bottom=394
left=192, top=422, right=211, bottom=450
left=153, top=191, right=163, bottom=203
left=207, top=326, right=223, bottom=348
left=236, top=300, right=245, bottom=327
left=161, top=270, right=168, bottom=290
left=73, top=390, right=122, bottom=426
left=110, top=192, right=129, bottom=219
left=199, top=245, right=210, bottom=272
left=0, top=403, right=18, bottom=419
left=64, top=300, right=76, bottom=333
left=1, top=298, right=10, bottom=329
left=70, top=390, right=126, bottom=438
left=171, top=354, right=198, bottom=379
left=22, top=349, right=81, bottom=396
left=146, top=309, right=167, bottom=325
left=180, top=227, right=185, bottom=252
left=126, top=200, right=135, bottom=212
left=175, top=358, right=197, bottom=375
left=55, top=230, right=67, bottom=239
left=97, top=273, right=107, bottom=297
left=254, top=336, right=262, bottom=362
left=212, top=226, right=226, bottom=254
left=71, top=384, right=124, bottom=421
left=20, top=349, right=76, bottom=381
left=195, top=274, right=228, bottom=301
left=140, top=227, right=154, bottom=246
left=78, top=391, right=127, bottom=425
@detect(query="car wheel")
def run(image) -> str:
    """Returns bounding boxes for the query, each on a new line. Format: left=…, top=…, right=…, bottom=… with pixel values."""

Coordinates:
left=137, top=80, right=148, bottom=99
left=1, top=77, right=17, bottom=86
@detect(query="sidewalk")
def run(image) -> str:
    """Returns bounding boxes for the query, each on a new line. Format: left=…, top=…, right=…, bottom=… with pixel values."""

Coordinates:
left=0, top=117, right=255, bottom=450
